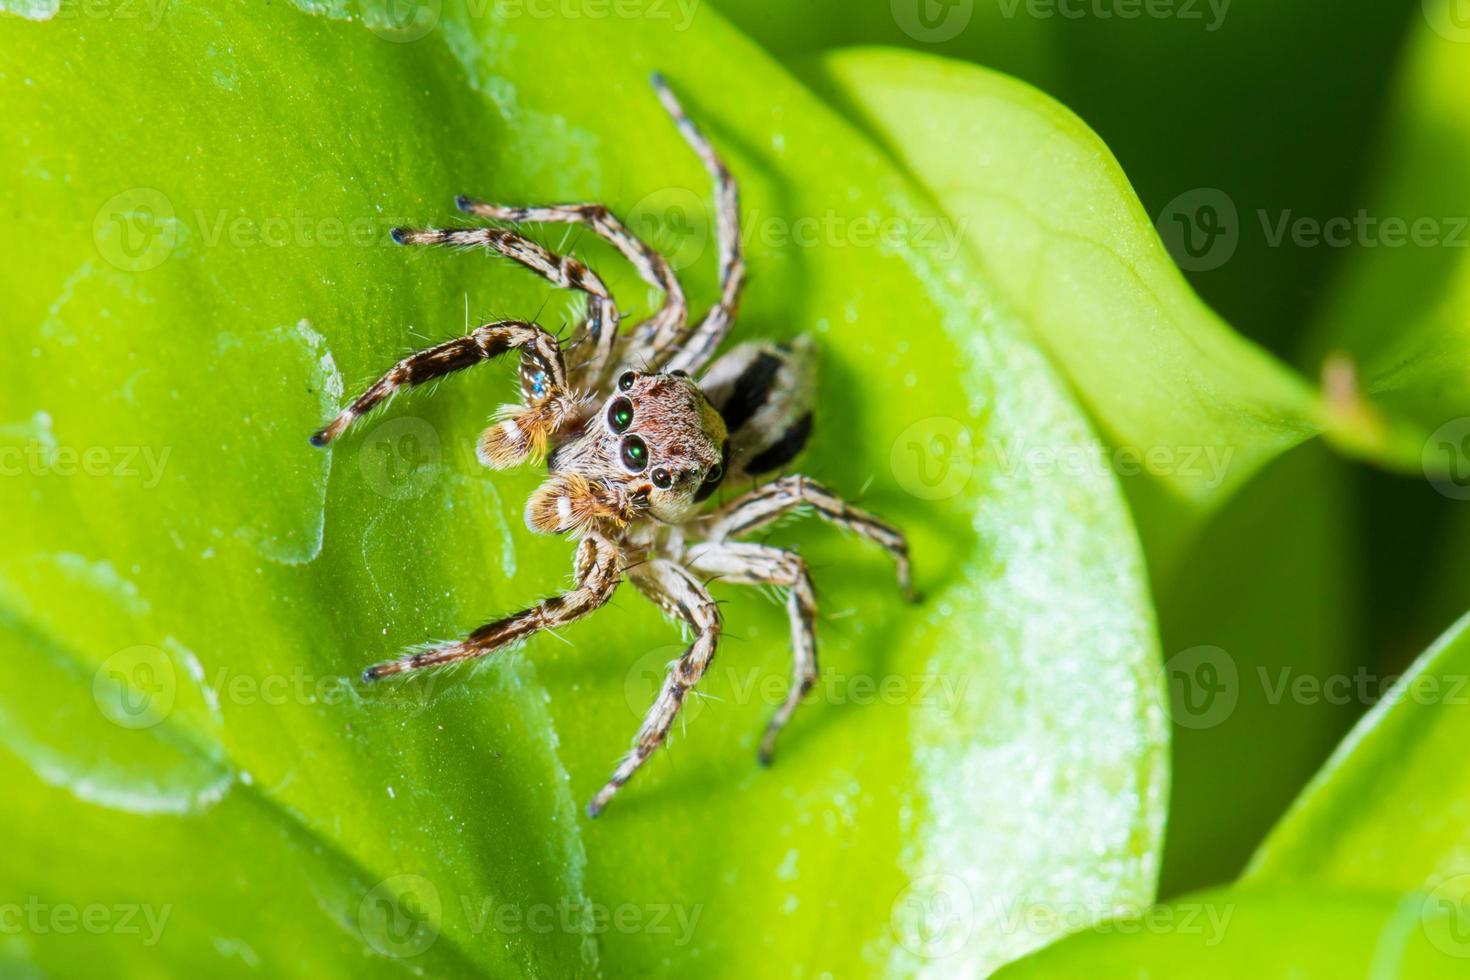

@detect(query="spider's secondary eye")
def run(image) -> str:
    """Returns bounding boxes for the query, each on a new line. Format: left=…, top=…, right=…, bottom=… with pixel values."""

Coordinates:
left=618, top=371, right=638, bottom=392
left=651, top=468, right=673, bottom=489
left=620, top=435, right=649, bottom=472
left=703, top=462, right=723, bottom=484
left=607, top=397, right=634, bottom=433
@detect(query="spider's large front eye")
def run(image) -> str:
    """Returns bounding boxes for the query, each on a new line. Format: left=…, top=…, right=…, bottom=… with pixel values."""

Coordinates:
left=607, top=397, right=634, bottom=433
left=651, top=468, right=673, bottom=489
left=620, top=435, right=649, bottom=472
left=618, top=371, right=638, bottom=392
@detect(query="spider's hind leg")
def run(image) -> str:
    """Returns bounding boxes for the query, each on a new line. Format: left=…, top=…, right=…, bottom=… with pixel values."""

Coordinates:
left=589, top=558, right=722, bottom=816
left=685, top=541, right=816, bottom=765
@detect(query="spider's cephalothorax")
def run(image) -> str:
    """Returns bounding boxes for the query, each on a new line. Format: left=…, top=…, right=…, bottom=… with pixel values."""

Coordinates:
left=312, top=75, right=916, bottom=817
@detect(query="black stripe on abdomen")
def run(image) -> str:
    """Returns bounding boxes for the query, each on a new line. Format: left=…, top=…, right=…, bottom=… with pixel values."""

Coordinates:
left=718, top=352, right=783, bottom=432
left=745, top=412, right=813, bottom=474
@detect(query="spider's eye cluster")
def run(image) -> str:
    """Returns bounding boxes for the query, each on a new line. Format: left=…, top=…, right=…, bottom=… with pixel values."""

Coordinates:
left=620, top=435, right=648, bottom=472
left=607, top=397, right=634, bottom=433
left=618, top=371, right=638, bottom=392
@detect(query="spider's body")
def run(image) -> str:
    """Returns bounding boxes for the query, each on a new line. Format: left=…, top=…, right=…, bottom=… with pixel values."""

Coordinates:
left=312, top=76, right=914, bottom=817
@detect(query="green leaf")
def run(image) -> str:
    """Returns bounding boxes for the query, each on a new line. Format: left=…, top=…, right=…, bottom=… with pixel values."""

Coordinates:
left=990, top=886, right=1457, bottom=978
left=1154, top=444, right=1361, bottom=896
left=713, top=0, right=1421, bottom=357
left=1247, top=610, right=1470, bottom=892
left=0, top=1, right=1164, bottom=974
left=801, top=47, right=1324, bottom=570
left=1301, top=13, right=1470, bottom=483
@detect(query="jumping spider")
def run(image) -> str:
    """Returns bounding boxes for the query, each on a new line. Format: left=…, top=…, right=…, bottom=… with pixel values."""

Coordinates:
left=312, top=75, right=916, bottom=817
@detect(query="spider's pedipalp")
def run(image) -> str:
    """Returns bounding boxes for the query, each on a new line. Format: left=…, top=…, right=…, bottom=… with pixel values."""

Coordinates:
left=590, top=558, right=721, bottom=816
left=685, top=541, right=816, bottom=765
left=361, top=533, right=622, bottom=681
left=310, top=319, right=568, bottom=447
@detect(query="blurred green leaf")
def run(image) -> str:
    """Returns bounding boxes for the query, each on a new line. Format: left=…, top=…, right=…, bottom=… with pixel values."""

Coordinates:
left=1155, top=444, right=1360, bottom=896
left=1248, top=611, right=1470, bottom=892
left=802, top=48, right=1324, bottom=570
left=990, top=886, right=1455, bottom=978
left=1302, top=11, right=1470, bottom=448
left=714, top=0, right=1421, bottom=357
left=0, top=0, right=1165, bottom=974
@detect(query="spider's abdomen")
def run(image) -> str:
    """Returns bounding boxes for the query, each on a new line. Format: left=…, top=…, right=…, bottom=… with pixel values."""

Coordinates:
left=699, top=336, right=817, bottom=481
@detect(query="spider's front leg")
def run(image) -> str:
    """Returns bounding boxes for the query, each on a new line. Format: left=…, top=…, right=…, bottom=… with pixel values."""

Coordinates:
left=362, top=532, right=622, bottom=681
left=588, top=558, right=721, bottom=817
left=310, top=319, right=571, bottom=466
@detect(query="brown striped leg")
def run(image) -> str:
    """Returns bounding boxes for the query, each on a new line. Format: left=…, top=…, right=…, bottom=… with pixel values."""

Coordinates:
left=363, top=533, right=622, bottom=681
left=701, top=475, right=917, bottom=601
left=455, top=199, right=688, bottom=368
left=310, top=320, right=568, bottom=449
left=390, top=224, right=621, bottom=387
left=651, top=74, right=748, bottom=377
left=588, top=559, right=721, bottom=817
left=686, top=541, right=817, bottom=766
